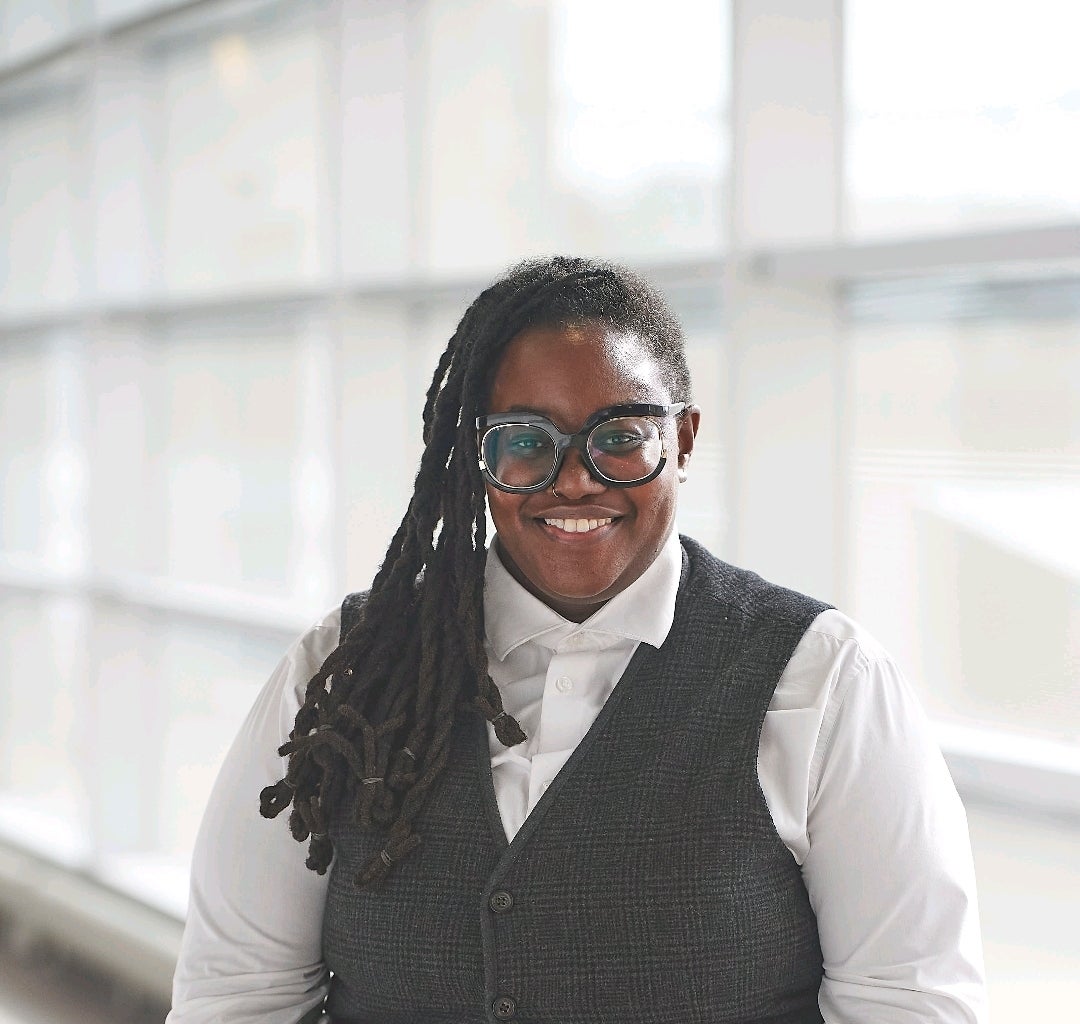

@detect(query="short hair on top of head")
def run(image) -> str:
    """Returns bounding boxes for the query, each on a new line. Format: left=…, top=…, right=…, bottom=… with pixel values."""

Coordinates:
left=473, top=255, right=692, bottom=406
left=259, top=255, right=693, bottom=887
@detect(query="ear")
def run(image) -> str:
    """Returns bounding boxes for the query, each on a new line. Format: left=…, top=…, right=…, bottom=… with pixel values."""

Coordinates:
left=675, top=406, right=700, bottom=483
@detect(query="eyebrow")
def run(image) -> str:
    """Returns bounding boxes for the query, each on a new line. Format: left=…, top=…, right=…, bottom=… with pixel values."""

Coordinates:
left=503, top=405, right=548, bottom=415
left=498, top=399, right=654, bottom=418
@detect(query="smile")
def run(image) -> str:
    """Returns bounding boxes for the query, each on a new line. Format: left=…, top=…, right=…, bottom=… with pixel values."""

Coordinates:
left=542, top=517, right=614, bottom=534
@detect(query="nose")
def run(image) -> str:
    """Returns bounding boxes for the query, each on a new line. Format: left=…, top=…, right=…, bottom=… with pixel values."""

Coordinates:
left=551, top=445, right=607, bottom=499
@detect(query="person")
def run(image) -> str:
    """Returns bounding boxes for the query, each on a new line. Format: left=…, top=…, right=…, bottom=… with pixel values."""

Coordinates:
left=168, top=256, right=987, bottom=1023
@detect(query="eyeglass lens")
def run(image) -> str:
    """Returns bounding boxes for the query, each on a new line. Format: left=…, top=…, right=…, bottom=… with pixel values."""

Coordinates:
left=482, top=417, right=663, bottom=488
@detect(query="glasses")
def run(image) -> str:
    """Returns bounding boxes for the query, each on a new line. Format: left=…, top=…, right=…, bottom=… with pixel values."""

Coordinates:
left=476, top=402, right=685, bottom=494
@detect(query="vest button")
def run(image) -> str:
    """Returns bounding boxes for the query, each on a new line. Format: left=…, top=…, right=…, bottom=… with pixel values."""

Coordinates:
left=492, top=995, right=516, bottom=1019
left=489, top=890, right=514, bottom=913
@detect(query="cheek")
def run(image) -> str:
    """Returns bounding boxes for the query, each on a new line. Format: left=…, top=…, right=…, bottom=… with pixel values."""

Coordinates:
left=485, top=489, right=520, bottom=534
left=638, top=473, right=678, bottom=517
left=628, top=480, right=680, bottom=548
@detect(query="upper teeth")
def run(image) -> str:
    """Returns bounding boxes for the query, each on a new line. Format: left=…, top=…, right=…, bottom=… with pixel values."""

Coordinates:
left=543, top=518, right=613, bottom=533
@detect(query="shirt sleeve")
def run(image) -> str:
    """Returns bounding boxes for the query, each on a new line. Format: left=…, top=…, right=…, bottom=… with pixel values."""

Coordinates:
left=799, top=630, right=988, bottom=1023
left=167, top=611, right=341, bottom=1024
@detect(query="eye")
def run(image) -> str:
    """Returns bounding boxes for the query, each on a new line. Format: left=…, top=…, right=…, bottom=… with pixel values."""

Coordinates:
left=597, top=432, right=642, bottom=451
left=591, top=419, right=653, bottom=453
left=504, top=427, right=554, bottom=456
left=511, top=436, right=545, bottom=451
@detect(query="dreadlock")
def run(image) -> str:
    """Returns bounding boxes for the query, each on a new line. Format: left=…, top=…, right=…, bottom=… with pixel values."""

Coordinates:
left=259, top=255, right=691, bottom=886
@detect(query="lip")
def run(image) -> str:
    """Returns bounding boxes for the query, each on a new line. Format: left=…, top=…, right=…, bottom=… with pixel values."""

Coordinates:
left=532, top=506, right=625, bottom=542
left=533, top=505, right=625, bottom=520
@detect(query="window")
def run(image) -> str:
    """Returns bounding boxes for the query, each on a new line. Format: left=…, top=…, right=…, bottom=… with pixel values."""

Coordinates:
left=846, top=285, right=1080, bottom=747
left=846, top=0, right=1080, bottom=238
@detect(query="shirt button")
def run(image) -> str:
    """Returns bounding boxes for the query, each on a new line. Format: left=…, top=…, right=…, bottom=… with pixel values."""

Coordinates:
left=492, top=995, right=516, bottom=1019
left=489, top=890, right=514, bottom=913
left=555, top=675, right=574, bottom=694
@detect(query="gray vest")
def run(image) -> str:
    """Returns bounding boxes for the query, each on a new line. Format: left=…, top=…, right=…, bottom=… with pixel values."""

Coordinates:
left=323, top=536, right=828, bottom=1023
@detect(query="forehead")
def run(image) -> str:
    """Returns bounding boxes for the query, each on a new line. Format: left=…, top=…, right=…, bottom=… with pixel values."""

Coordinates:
left=487, top=322, right=667, bottom=422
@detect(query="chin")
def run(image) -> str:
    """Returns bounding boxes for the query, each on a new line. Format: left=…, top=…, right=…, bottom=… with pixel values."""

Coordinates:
left=535, top=572, right=618, bottom=605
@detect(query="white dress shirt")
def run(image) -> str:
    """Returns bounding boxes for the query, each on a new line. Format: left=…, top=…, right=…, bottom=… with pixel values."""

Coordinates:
left=169, top=531, right=987, bottom=1024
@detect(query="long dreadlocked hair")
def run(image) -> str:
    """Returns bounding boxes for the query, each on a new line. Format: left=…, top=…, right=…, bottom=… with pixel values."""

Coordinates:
left=259, top=255, right=692, bottom=886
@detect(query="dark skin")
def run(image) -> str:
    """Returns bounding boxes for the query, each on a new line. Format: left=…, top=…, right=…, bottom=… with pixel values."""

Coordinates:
left=484, top=321, right=700, bottom=622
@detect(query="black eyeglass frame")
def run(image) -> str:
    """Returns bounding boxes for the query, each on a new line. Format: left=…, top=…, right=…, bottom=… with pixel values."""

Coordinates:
left=475, top=402, right=686, bottom=494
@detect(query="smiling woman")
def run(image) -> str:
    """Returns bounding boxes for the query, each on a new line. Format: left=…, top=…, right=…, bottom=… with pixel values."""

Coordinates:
left=169, top=256, right=987, bottom=1024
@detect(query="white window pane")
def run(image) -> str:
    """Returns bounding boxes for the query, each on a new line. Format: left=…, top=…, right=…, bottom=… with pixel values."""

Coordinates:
left=86, top=604, right=286, bottom=913
left=416, top=0, right=556, bottom=276
left=146, top=316, right=303, bottom=595
left=415, top=0, right=728, bottom=277
left=0, top=0, right=79, bottom=63
left=0, top=338, right=50, bottom=556
left=673, top=295, right=725, bottom=557
left=93, top=0, right=187, bottom=24
left=549, top=0, right=728, bottom=260
left=91, top=48, right=156, bottom=303
left=848, top=305, right=1080, bottom=746
left=89, top=325, right=152, bottom=573
left=341, top=301, right=417, bottom=591
left=0, top=69, right=84, bottom=314
left=147, top=0, right=328, bottom=295
left=337, top=1, right=410, bottom=282
left=846, top=0, right=1080, bottom=238
left=0, top=593, right=90, bottom=864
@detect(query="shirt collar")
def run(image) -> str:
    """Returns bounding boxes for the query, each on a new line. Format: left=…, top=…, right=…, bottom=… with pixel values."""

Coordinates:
left=483, top=530, right=682, bottom=660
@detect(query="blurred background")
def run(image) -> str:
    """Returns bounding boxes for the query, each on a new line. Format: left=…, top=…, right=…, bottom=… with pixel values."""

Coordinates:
left=0, top=0, right=1078, bottom=1020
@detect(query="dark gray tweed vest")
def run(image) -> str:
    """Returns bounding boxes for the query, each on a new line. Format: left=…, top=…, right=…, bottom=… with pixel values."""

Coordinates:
left=322, top=536, right=828, bottom=1024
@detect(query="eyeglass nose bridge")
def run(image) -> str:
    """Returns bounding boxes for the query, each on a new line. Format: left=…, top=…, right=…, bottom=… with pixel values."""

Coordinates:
left=546, top=428, right=599, bottom=487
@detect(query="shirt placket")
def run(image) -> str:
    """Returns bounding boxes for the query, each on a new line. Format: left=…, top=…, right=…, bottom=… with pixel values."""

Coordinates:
left=527, top=635, right=594, bottom=812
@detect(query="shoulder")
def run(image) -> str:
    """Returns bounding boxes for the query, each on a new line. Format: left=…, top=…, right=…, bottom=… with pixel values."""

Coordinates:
left=798, top=607, right=894, bottom=672
left=776, top=607, right=902, bottom=710
left=678, top=534, right=830, bottom=629
left=290, top=605, right=343, bottom=673
left=676, top=534, right=906, bottom=705
left=772, top=609, right=941, bottom=829
left=779, top=609, right=933, bottom=801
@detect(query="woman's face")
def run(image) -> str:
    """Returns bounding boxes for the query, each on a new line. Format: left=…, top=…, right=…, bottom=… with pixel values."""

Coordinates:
left=484, top=321, right=699, bottom=622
